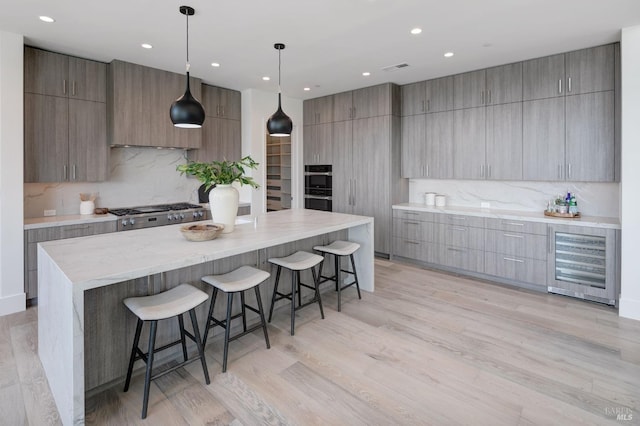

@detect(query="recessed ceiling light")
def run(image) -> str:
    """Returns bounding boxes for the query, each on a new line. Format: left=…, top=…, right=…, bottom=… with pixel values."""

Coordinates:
left=362, top=72, right=371, bottom=77
left=141, top=43, right=153, bottom=49
left=39, top=16, right=55, bottom=23
left=262, top=76, right=270, bottom=81
left=211, top=62, right=220, bottom=67
left=444, top=52, right=454, bottom=58
left=304, top=87, right=310, bottom=91
left=410, top=28, right=422, bottom=35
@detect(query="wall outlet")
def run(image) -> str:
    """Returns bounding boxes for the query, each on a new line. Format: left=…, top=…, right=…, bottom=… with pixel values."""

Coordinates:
left=44, top=209, right=56, bottom=217
left=480, top=202, right=491, bottom=209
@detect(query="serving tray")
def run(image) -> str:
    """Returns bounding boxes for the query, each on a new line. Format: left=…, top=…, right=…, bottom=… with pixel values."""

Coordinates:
left=544, top=210, right=581, bottom=219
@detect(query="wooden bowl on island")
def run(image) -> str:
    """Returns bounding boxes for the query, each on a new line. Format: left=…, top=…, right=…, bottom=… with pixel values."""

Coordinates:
left=180, top=223, right=224, bottom=242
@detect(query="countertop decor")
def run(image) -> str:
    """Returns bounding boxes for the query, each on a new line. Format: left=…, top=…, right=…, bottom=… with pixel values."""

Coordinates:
left=180, top=223, right=224, bottom=241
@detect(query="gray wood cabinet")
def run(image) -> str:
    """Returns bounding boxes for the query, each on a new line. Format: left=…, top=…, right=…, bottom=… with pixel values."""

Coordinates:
left=523, top=53, right=565, bottom=101
left=453, top=69, right=486, bottom=109
left=426, top=111, right=454, bottom=179
left=486, top=62, right=522, bottom=105
left=401, top=81, right=426, bottom=116
left=522, top=97, right=566, bottom=181
left=202, top=85, right=241, bottom=120
left=453, top=107, right=486, bottom=179
left=485, top=102, right=523, bottom=180
left=565, top=44, right=615, bottom=95
left=331, top=120, right=353, bottom=214
left=108, top=60, right=202, bottom=149
left=401, top=114, right=426, bottom=177
left=303, top=95, right=333, bottom=124
left=24, top=47, right=108, bottom=183
left=24, top=221, right=117, bottom=299
left=331, top=84, right=395, bottom=121
left=303, top=123, right=333, bottom=165
left=189, top=116, right=241, bottom=163
left=401, top=77, right=453, bottom=116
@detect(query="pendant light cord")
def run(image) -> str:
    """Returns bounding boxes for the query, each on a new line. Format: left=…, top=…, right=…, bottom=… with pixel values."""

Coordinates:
left=278, top=48, right=282, bottom=94
left=185, top=11, right=190, bottom=72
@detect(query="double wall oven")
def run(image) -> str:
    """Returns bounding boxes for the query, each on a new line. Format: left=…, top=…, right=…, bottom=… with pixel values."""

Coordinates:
left=304, top=165, right=332, bottom=211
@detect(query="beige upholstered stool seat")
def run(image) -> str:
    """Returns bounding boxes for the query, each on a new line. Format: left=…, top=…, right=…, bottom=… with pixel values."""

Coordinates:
left=202, top=265, right=270, bottom=293
left=123, top=283, right=208, bottom=321
left=268, top=251, right=324, bottom=271
left=313, top=240, right=360, bottom=256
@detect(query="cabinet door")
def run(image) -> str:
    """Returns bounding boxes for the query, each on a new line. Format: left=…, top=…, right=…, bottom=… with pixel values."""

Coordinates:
left=401, top=114, right=426, bottom=177
left=522, top=97, right=565, bottom=180
left=218, top=87, right=241, bottom=120
left=109, top=61, right=145, bottom=146
left=566, top=44, right=615, bottom=95
left=486, top=62, right=522, bottom=105
left=426, top=111, right=454, bottom=179
left=333, top=91, right=353, bottom=122
left=523, top=54, right=565, bottom=101
left=68, top=99, right=108, bottom=182
left=331, top=120, right=353, bottom=213
left=486, top=103, right=523, bottom=180
left=202, top=84, right=221, bottom=115
left=453, top=70, right=486, bottom=109
left=24, top=47, right=68, bottom=97
left=353, top=116, right=391, bottom=254
left=426, top=76, right=454, bottom=112
left=353, top=84, right=390, bottom=118
left=401, top=81, right=426, bottom=116
left=565, top=91, right=615, bottom=182
left=304, top=123, right=332, bottom=165
left=190, top=117, right=240, bottom=162
left=453, top=107, right=485, bottom=179
left=303, top=99, right=315, bottom=124
left=24, top=93, right=69, bottom=182
left=68, top=57, right=106, bottom=102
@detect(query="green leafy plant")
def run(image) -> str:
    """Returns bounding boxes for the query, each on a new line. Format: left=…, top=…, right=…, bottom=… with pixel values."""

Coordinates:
left=177, top=156, right=259, bottom=190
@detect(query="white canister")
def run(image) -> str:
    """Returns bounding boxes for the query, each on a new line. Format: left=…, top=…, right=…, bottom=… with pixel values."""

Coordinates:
left=80, top=200, right=95, bottom=215
left=425, top=192, right=436, bottom=206
left=435, top=195, right=446, bottom=207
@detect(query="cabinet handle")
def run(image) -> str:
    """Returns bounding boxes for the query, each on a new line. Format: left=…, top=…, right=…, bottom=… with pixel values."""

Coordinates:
left=558, top=79, right=562, bottom=94
left=503, top=257, right=524, bottom=263
left=72, top=81, right=76, bottom=96
left=547, top=225, right=552, bottom=254
left=216, top=105, right=220, bottom=116
left=353, top=179, right=356, bottom=205
left=567, top=163, right=572, bottom=179
left=222, top=106, right=226, bottom=117
left=450, top=226, right=467, bottom=232
left=72, top=164, right=76, bottom=180
left=426, top=164, right=429, bottom=177
left=568, top=77, right=572, bottom=93
left=481, top=164, right=485, bottom=178
left=63, top=165, right=67, bottom=180
left=404, top=221, right=420, bottom=225
left=427, top=99, right=431, bottom=112
left=353, top=107, right=356, bottom=119
left=488, top=90, right=491, bottom=104
left=349, top=179, right=353, bottom=205
left=404, top=212, right=418, bottom=216
left=488, top=164, right=491, bottom=178
left=503, top=222, right=524, bottom=227
left=451, top=216, right=466, bottom=221
left=447, top=247, right=464, bottom=253
left=421, top=100, right=425, bottom=112
left=481, top=91, right=485, bottom=105
left=503, top=233, right=524, bottom=239
left=558, top=164, right=562, bottom=179
left=404, top=240, right=419, bottom=245
left=63, top=79, right=67, bottom=95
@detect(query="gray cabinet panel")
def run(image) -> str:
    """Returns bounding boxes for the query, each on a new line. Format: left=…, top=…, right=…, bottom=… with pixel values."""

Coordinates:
left=522, top=97, right=565, bottom=181
left=401, top=81, right=426, bottom=116
left=304, top=123, right=333, bottom=165
left=426, top=76, right=454, bottom=113
left=353, top=84, right=391, bottom=118
left=333, top=91, right=353, bottom=122
left=486, top=62, right=522, bottom=105
left=486, top=102, right=523, bottom=180
left=565, top=91, right=615, bottom=182
left=437, top=224, right=484, bottom=250
left=485, top=252, right=546, bottom=286
left=436, top=214, right=485, bottom=228
left=68, top=57, right=107, bottom=103
left=401, top=114, right=426, bottom=177
left=189, top=117, right=241, bottom=163
left=523, top=53, right=565, bottom=101
left=304, top=95, right=333, bottom=124
left=393, top=209, right=435, bottom=222
left=392, top=237, right=426, bottom=261
left=68, top=99, right=108, bottom=182
left=331, top=120, right=353, bottom=214
left=453, top=69, right=486, bottom=109
left=566, top=44, right=615, bottom=95
left=436, top=245, right=485, bottom=273
left=485, top=218, right=548, bottom=235
left=202, top=85, right=241, bottom=120
left=453, top=107, right=485, bottom=179
left=426, top=111, right=454, bottom=179
left=392, top=218, right=434, bottom=242
left=484, top=229, right=547, bottom=260
left=24, top=47, right=68, bottom=97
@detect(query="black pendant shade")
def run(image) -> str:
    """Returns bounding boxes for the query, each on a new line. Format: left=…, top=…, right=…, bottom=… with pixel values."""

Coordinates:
left=267, top=43, right=293, bottom=137
left=170, top=5, right=205, bottom=128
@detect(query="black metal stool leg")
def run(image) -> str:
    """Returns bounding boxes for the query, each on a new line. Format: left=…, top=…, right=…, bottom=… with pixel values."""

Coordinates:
left=203, top=288, right=218, bottom=348
left=335, top=254, right=342, bottom=312
left=254, top=286, right=270, bottom=349
left=311, top=265, right=325, bottom=319
left=350, top=254, right=362, bottom=299
left=124, top=318, right=143, bottom=392
left=290, top=269, right=297, bottom=336
left=240, top=291, right=247, bottom=332
left=189, top=308, right=210, bottom=384
left=222, top=292, right=234, bottom=372
left=178, top=314, right=188, bottom=362
left=141, top=320, right=157, bottom=419
left=297, top=271, right=302, bottom=307
left=268, top=266, right=282, bottom=323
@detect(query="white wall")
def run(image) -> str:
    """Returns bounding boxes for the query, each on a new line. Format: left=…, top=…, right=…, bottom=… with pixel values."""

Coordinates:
left=619, top=26, right=640, bottom=321
left=241, top=89, right=303, bottom=214
left=0, top=31, right=26, bottom=315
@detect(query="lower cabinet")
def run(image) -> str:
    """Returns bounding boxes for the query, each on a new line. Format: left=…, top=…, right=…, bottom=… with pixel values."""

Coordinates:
left=24, top=221, right=117, bottom=300
left=484, top=253, right=547, bottom=286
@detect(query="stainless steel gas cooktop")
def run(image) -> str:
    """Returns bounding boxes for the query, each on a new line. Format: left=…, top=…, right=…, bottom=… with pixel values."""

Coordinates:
left=109, top=202, right=208, bottom=231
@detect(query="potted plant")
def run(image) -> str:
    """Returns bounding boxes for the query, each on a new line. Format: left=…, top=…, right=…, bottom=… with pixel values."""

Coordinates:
left=177, top=156, right=259, bottom=233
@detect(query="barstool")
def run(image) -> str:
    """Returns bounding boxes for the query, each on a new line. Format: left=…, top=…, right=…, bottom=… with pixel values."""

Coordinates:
left=314, top=240, right=362, bottom=312
left=268, top=251, right=325, bottom=335
left=123, top=283, right=210, bottom=419
left=200, top=266, right=271, bottom=373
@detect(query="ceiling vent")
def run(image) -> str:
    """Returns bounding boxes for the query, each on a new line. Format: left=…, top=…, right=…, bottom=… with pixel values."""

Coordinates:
left=382, top=63, right=409, bottom=72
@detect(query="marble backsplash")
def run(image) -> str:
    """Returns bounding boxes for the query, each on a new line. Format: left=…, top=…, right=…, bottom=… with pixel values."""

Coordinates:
left=409, top=179, right=620, bottom=218
left=24, top=147, right=201, bottom=218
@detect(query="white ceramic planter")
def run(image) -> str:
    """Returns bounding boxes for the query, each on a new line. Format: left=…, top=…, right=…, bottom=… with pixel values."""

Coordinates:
left=209, top=184, right=239, bottom=233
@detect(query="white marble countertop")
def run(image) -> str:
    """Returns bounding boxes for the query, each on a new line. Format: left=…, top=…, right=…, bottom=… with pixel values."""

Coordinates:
left=392, top=203, right=621, bottom=229
left=39, top=209, right=373, bottom=291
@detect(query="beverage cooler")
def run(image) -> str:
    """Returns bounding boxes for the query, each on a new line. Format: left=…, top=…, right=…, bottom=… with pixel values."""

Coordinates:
left=547, top=224, right=619, bottom=306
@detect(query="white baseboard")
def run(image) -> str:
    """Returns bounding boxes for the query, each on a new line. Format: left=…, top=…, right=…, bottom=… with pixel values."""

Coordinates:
left=0, top=292, right=26, bottom=316
left=619, top=296, right=640, bottom=321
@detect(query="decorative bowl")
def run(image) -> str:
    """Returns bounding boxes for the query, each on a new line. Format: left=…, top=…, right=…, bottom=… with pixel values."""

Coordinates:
left=180, top=223, right=224, bottom=242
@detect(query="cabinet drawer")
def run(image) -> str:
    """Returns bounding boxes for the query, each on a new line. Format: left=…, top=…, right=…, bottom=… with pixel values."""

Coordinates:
left=27, top=242, right=38, bottom=271
left=436, top=214, right=485, bottom=228
left=392, top=219, right=434, bottom=242
left=432, top=244, right=484, bottom=273
left=484, top=229, right=547, bottom=260
left=435, top=224, right=484, bottom=250
left=485, top=252, right=547, bottom=286
left=393, top=209, right=435, bottom=222
left=392, top=238, right=425, bottom=261
left=485, top=218, right=547, bottom=235
left=266, top=199, right=281, bottom=210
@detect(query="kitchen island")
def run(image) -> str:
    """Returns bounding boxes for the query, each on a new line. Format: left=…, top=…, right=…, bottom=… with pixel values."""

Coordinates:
left=37, top=209, right=374, bottom=425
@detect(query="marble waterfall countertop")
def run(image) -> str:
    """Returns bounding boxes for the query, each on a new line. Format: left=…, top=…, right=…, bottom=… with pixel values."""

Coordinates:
left=392, top=203, right=621, bottom=229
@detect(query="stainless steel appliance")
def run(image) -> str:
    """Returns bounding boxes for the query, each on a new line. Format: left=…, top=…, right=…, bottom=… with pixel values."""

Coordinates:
left=109, top=202, right=209, bottom=231
left=304, top=165, right=332, bottom=211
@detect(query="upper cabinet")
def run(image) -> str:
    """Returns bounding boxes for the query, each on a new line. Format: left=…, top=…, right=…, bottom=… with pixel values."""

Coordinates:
left=202, top=85, right=241, bottom=121
left=523, top=54, right=566, bottom=101
left=304, top=95, right=333, bottom=124
left=24, top=47, right=108, bottom=183
left=108, top=60, right=202, bottom=149
left=332, top=84, right=398, bottom=121
left=454, top=69, right=486, bottom=109
left=401, top=77, right=453, bottom=116
left=454, top=63, right=522, bottom=109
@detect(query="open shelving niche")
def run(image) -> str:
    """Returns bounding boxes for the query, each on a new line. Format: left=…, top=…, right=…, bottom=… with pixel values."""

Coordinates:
left=265, top=134, right=292, bottom=211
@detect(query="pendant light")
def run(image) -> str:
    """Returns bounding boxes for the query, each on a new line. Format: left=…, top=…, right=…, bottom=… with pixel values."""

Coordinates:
left=266, top=43, right=293, bottom=137
left=170, top=5, right=205, bottom=128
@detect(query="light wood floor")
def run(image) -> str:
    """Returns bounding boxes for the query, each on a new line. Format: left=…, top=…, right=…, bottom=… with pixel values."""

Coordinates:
left=2, top=259, right=640, bottom=425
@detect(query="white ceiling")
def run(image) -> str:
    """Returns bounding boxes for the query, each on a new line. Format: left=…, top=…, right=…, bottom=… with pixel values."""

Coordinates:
left=1, top=0, right=640, bottom=100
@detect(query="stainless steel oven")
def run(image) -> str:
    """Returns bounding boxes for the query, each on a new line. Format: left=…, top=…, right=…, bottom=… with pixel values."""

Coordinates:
left=304, top=165, right=332, bottom=211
